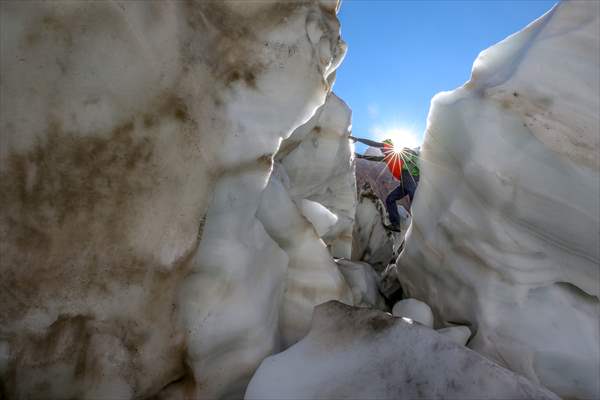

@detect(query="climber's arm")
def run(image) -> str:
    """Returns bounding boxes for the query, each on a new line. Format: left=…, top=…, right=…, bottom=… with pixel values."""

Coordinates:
left=349, top=136, right=385, bottom=148
left=355, top=153, right=385, bottom=162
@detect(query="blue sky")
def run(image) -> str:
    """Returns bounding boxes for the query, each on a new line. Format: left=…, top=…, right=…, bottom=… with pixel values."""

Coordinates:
left=334, top=0, right=557, bottom=152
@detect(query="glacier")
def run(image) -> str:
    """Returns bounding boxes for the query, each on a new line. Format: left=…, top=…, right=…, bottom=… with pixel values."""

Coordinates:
left=1, top=0, right=598, bottom=398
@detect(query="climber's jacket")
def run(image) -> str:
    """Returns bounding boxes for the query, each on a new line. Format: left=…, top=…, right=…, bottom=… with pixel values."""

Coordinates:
left=382, top=141, right=420, bottom=181
left=402, top=148, right=420, bottom=178
left=351, top=136, right=420, bottom=181
left=382, top=141, right=402, bottom=180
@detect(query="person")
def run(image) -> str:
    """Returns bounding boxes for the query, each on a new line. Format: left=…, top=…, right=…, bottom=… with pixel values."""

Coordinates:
left=350, top=136, right=420, bottom=230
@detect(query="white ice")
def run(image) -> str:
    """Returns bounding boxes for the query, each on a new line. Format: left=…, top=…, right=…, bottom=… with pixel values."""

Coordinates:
left=397, top=2, right=600, bottom=398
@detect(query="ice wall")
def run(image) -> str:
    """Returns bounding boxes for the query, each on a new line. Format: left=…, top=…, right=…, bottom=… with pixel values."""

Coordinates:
left=257, top=92, right=356, bottom=347
left=397, top=2, right=600, bottom=398
left=0, top=1, right=350, bottom=398
left=276, top=93, right=356, bottom=258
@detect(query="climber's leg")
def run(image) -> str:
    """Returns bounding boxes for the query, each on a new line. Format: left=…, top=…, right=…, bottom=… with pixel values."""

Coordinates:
left=401, top=169, right=418, bottom=203
left=385, top=185, right=406, bottom=226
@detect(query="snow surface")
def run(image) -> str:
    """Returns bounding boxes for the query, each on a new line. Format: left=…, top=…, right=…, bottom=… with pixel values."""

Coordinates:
left=397, top=2, right=600, bottom=398
left=246, top=301, right=560, bottom=400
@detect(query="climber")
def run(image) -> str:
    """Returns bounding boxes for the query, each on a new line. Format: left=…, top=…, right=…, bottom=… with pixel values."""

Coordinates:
left=350, top=136, right=420, bottom=230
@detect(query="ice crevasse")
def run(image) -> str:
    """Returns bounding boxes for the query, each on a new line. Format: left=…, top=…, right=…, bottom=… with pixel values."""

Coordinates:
left=0, top=0, right=599, bottom=399
left=396, top=2, right=600, bottom=399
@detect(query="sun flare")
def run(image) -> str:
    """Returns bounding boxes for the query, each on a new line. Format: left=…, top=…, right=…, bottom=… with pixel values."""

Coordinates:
left=373, top=126, right=421, bottom=150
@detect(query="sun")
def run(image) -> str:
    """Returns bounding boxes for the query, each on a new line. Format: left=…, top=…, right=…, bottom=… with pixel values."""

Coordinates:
left=374, top=126, right=420, bottom=150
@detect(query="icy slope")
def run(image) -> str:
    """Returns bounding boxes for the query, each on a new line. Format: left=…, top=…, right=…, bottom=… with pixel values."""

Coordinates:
left=246, top=301, right=559, bottom=400
left=396, top=2, right=600, bottom=398
left=0, top=1, right=350, bottom=398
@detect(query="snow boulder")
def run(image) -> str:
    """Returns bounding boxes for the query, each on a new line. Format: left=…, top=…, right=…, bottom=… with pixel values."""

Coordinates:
left=391, top=298, right=434, bottom=328
left=397, top=2, right=600, bottom=398
left=297, top=198, right=338, bottom=237
left=245, top=301, right=560, bottom=400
